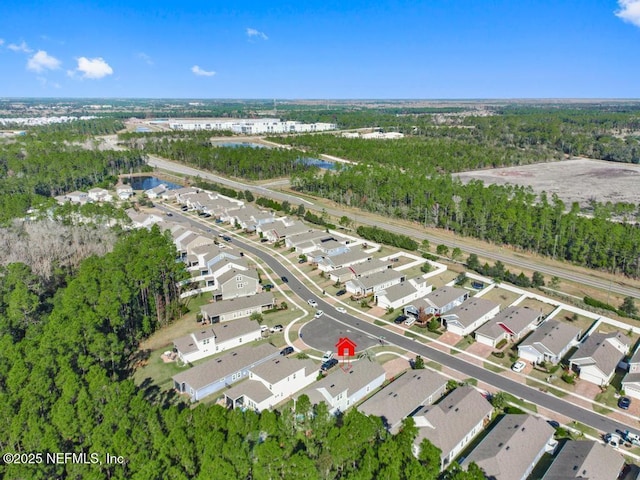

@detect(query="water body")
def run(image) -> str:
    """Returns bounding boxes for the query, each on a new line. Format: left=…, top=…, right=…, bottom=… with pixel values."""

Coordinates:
left=127, top=176, right=182, bottom=191
left=297, top=157, right=337, bottom=170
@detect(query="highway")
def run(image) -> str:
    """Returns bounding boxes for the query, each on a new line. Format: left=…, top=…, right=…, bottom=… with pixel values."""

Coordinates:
left=148, top=155, right=640, bottom=300
left=159, top=203, right=639, bottom=439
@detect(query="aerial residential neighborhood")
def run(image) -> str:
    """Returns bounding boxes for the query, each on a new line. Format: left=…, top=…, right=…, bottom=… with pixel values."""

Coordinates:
left=3, top=3, right=640, bottom=476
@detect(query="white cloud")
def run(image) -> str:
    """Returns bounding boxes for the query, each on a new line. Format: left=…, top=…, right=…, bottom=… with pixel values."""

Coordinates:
left=246, top=28, right=268, bottom=40
left=27, top=50, right=61, bottom=73
left=0, top=39, right=4, bottom=46
left=137, top=52, right=153, bottom=65
left=75, top=56, right=113, bottom=79
left=616, top=0, right=640, bottom=27
left=8, top=41, right=32, bottom=53
left=191, top=65, right=216, bottom=77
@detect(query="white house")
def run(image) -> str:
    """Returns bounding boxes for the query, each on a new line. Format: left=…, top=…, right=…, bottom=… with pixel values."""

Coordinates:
left=173, top=317, right=262, bottom=363
left=145, top=184, right=167, bottom=199
left=224, top=357, right=318, bottom=412
left=518, top=320, right=582, bottom=365
left=404, top=286, right=469, bottom=318
left=116, top=185, right=134, bottom=200
left=475, top=306, right=544, bottom=348
left=87, top=187, right=113, bottom=202
left=441, top=297, right=501, bottom=337
left=622, top=347, right=640, bottom=400
left=321, top=252, right=379, bottom=276
left=345, top=269, right=405, bottom=296
left=298, top=360, right=386, bottom=414
left=374, top=278, right=432, bottom=310
left=412, top=386, right=493, bottom=469
left=173, top=343, right=280, bottom=402
left=569, top=331, right=630, bottom=386
left=66, top=190, right=89, bottom=204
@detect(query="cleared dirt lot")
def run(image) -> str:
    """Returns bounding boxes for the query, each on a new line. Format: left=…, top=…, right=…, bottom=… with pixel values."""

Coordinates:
left=455, top=158, right=640, bottom=208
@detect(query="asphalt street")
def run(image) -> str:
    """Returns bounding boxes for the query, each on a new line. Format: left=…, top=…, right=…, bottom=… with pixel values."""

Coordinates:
left=147, top=155, right=640, bottom=300
left=159, top=204, right=640, bottom=439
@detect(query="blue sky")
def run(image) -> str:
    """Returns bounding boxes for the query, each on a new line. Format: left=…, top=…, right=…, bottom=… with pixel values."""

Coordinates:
left=1, top=0, right=639, bottom=99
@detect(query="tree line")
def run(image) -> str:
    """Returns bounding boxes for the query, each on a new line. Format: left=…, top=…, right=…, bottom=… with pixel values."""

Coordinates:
left=0, top=226, right=486, bottom=479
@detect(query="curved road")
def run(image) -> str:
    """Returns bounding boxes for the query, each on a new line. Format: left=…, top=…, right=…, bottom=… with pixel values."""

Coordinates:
left=160, top=204, right=638, bottom=439
left=148, top=155, right=640, bottom=300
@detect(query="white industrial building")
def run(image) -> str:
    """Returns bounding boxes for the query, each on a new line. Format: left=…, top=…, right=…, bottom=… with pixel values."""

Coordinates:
left=168, top=118, right=336, bottom=134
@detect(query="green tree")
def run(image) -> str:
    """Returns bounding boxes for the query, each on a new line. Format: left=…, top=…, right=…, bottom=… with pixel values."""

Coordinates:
left=244, top=189, right=255, bottom=202
left=250, top=311, right=264, bottom=323
left=451, top=247, right=462, bottom=261
left=620, top=296, right=638, bottom=316
left=413, top=355, right=425, bottom=369
left=531, top=271, right=545, bottom=288
left=436, top=244, right=449, bottom=256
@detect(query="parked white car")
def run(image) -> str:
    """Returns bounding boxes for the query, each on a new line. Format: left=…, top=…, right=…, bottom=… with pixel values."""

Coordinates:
left=511, top=361, right=526, bottom=373
left=335, top=306, right=347, bottom=313
left=314, top=310, right=324, bottom=318
left=321, top=351, right=333, bottom=362
left=308, top=299, right=318, bottom=308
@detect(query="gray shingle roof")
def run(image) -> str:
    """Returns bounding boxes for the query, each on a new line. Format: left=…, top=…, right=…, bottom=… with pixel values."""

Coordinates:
left=358, top=369, right=448, bottom=432
left=442, top=297, right=500, bottom=328
left=200, top=292, right=275, bottom=318
left=301, top=360, right=385, bottom=404
left=542, top=440, right=625, bottom=480
left=463, top=414, right=555, bottom=480
left=475, top=306, right=543, bottom=340
left=172, top=343, right=279, bottom=390
left=250, top=357, right=317, bottom=385
left=413, top=386, right=493, bottom=462
left=424, top=286, right=468, bottom=309
left=570, top=331, right=630, bottom=377
left=520, top=319, right=581, bottom=357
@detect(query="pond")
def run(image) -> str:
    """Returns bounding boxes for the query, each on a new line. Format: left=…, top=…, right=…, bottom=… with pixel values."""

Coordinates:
left=297, top=157, right=337, bottom=170
left=213, top=142, right=267, bottom=148
left=127, top=176, right=182, bottom=191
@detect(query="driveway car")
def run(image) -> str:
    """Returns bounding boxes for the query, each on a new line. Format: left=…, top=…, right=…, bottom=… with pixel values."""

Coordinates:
left=270, top=324, right=283, bottom=333
left=280, top=346, right=294, bottom=356
left=307, top=299, right=318, bottom=307
left=511, top=361, right=526, bottom=373
left=336, top=289, right=346, bottom=296
left=321, top=358, right=338, bottom=372
left=335, top=306, right=347, bottom=313
left=618, top=396, right=631, bottom=410
left=262, top=283, right=274, bottom=290
left=298, top=259, right=306, bottom=264
left=314, top=310, right=324, bottom=318
left=394, top=315, right=408, bottom=324
left=321, top=351, right=333, bottom=362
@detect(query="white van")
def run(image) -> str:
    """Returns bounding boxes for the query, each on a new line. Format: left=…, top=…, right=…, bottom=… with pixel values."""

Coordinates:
left=404, top=316, right=416, bottom=327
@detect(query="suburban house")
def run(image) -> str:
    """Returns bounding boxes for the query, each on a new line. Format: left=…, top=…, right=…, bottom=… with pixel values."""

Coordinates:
left=116, top=184, right=134, bottom=200
left=412, top=386, right=493, bottom=469
left=474, top=306, right=544, bottom=348
left=199, top=292, right=276, bottom=323
left=224, top=357, right=318, bottom=412
left=87, top=187, right=113, bottom=202
left=260, top=219, right=313, bottom=242
left=345, top=269, right=405, bottom=296
left=461, top=414, right=557, bottom=480
left=145, top=184, right=167, bottom=199
left=172, top=343, right=280, bottom=401
left=622, top=347, right=640, bottom=400
left=374, top=278, right=432, bottom=310
left=307, top=239, right=351, bottom=260
left=231, top=206, right=276, bottom=232
left=404, top=286, right=469, bottom=318
left=358, top=369, right=448, bottom=433
left=324, top=255, right=385, bottom=279
left=568, top=331, right=631, bottom=386
left=517, top=320, right=582, bottom=365
left=187, top=244, right=240, bottom=273
left=175, top=232, right=216, bottom=259
left=125, top=209, right=163, bottom=229
left=214, top=268, right=259, bottom=300
left=542, top=440, right=625, bottom=480
left=285, top=230, right=334, bottom=253
left=440, top=297, right=501, bottom=337
left=161, top=186, right=199, bottom=202
left=298, top=360, right=386, bottom=414
left=173, top=317, right=262, bottom=363
left=66, top=190, right=90, bottom=204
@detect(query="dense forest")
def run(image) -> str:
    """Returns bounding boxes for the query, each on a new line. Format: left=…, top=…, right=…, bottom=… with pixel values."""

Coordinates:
left=0, top=120, right=146, bottom=224
left=0, top=227, right=485, bottom=480
left=127, top=138, right=317, bottom=180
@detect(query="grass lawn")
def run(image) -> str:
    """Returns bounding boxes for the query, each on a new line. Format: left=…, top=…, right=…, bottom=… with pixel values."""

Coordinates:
left=594, top=385, right=618, bottom=414
left=453, top=336, right=475, bottom=353
left=426, top=270, right=459, bottom=289
left=133, top=348, right=190, bottom=391
left=426, top=361, right=442, bottom=371
left=555, top=311, right=598, bottom=335
left=478, top=287, right=520, bottom=307
left=569, top=421, right=600, bottom=439
left=483, top=361, right=503, bottom=373
left=501, top=392, right=538, bottom=413
left=518, top=298, right=558, bottom=316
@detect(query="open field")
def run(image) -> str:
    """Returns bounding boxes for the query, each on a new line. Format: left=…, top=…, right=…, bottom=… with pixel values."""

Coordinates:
left=455, top=158, right=640, bottom=208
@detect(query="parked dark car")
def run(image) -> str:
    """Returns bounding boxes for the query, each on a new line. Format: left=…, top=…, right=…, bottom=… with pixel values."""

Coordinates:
left=262, top=283, right=274, bottom=290
left=222, top=236, right=231, bottom=242
left=336, top=289, right=347, bottom=296
left=547, top=420, right=560, bottom=429
left=298, top=259, right=306, bottom=264
left=280, top=346, right=294, bottom=356
left=618, top=396, right=631, bottom=410
left=394, top=315, right=408, bottom=324
left=321, top=358, right=338, bottom=372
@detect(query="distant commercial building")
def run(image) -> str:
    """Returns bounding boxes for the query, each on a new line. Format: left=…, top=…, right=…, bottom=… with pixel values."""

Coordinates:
left=168, top=118, right=336, bottom=134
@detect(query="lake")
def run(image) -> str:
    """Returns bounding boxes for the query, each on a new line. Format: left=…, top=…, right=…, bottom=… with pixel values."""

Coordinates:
left=127, top=176, right=182, bottom=191
left=213, top=142, right=267, bottom=148
left=297, top=157, right=337, bottom=170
